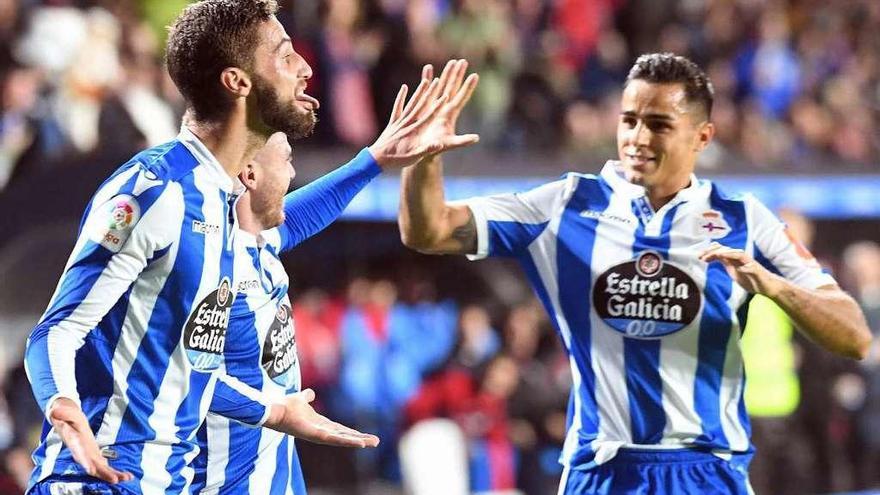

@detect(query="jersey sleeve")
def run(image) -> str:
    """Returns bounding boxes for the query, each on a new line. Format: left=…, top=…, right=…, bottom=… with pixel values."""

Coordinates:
left=276, top=148, right=381, bottom=252
left=24, top=172, right=182, bottom=417
left=209, top=373, right=273, bottom=427
left=749, top=197, right=836, bottom=289
left=457, top=177, right=569, bottom=260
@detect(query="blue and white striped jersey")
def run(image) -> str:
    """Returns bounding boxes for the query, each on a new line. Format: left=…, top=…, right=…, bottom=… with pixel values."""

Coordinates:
left=191, top=149, right=381, bottom=495
left=24, top=128, right=272, bottom=494
left=462, top=161, right=833, bottom=470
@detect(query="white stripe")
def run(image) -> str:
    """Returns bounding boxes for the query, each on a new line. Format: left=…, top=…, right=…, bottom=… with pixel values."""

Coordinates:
left=204, top=414, right=230, bottom=491
left=141, top=167, right=224, bottom=493
left=589, top=191, right=637, bottom=451
left=37, top=430, right=64, bottom=482
left=659, top=198, right=710, bottom=444
left=94, top=185, right=184, bottom=448
left=248, top=431, right=284, bottom=494
left=556, top=463, right=571, bottom=495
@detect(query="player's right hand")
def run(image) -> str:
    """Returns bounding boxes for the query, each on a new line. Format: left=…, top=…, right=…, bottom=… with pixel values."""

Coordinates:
left=48, top=397, right=134, bottom=484
left=265, top=389, right=380, bottom=448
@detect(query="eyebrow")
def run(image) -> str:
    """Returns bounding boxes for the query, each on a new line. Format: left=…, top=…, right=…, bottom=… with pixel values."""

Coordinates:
left=274, top=36, right=292, bottom=54
left=621, top=111, right=675, bottom=121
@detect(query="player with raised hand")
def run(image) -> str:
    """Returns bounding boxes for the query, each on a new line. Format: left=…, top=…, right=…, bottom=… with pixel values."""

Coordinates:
left=23, top=0, right=479, bottom=493
left=192, top=59, right=479, bottom=495
left=398, top=52, right=871, bottom=494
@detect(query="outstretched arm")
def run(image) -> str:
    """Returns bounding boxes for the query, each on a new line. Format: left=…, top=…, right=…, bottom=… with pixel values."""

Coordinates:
left=398, top=60, right=480, bottom=254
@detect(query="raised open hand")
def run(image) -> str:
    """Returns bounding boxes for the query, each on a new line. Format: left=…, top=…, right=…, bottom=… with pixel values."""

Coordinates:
left=368, top=60, right=480, bottom=169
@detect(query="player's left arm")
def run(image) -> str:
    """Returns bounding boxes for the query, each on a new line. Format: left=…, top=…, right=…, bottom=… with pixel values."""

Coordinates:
left=210, top=373, right=378, bottom=448
left=277, top=149, right=381, bottom=252
left=700, top=202, right=871, bottom=360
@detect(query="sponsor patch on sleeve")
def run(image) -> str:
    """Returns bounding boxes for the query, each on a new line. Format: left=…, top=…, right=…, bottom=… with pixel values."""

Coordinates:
left=88, top=194, right=141, bottom=253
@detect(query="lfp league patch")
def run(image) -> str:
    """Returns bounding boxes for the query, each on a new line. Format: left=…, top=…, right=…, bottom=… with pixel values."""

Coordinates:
left=88, top=194, right=141, bottom=253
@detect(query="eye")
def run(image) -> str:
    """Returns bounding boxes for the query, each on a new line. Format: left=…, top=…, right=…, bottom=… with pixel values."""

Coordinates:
left=621, top=115, right=637, bottom=127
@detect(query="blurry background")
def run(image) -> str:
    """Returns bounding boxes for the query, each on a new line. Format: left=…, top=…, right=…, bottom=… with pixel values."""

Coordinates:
left=0, top=0, right=879, bottom=494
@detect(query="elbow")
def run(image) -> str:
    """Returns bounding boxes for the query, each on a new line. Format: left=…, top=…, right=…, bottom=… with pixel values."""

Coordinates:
left=399, top=229, right=442, bottom=254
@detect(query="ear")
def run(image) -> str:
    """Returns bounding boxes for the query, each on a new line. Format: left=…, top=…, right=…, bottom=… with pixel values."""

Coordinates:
left=694, top=121, right=715, bottom=152
left=239, top=162, right=258, bottom=190
left=220, top=67, right=252, bottom=98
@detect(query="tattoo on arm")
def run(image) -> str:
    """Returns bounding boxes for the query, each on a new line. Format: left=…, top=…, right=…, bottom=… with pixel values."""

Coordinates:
left=451, top=212, right=477, bottom=254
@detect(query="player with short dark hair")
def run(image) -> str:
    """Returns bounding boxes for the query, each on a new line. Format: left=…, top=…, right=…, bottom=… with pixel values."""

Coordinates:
left=23, top=0, right=478, bottom=492
left=398, top=54, right=871, bottom=493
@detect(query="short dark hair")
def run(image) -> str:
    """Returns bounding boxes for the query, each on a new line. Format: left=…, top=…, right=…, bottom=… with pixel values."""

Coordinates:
left=165, top=0, right=279, bottom=122
left=625, top=53, right=714, bottom=121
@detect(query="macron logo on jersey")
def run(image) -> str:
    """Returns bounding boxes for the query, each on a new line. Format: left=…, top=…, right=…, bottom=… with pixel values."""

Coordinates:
left=580, top=209, right=635, bottom=225
left=192, top=220, right=221, bottom=235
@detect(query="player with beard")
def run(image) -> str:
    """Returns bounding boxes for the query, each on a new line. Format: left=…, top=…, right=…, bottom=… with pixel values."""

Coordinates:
left=397, top=53, right=871, bottom=493
left=24, top=1, right=479, bottom=493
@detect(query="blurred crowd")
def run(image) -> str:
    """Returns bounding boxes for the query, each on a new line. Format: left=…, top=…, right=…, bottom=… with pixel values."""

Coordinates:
left=2, top=0, right=880, bottom=194
left=1, top=0, right=880, bottom=494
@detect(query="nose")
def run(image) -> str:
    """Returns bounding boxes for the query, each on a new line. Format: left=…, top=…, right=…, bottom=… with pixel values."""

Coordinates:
left=296, top=52, right=313, bottom=80
left=629, top=120, right=651, bottom=147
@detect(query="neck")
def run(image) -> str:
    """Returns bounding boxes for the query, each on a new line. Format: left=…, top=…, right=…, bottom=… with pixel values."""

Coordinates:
left=644, top=174, right=692, bottom=211
left=184, top=110, right=269, bottom=180
left=235, top=193, right=266, bottom=236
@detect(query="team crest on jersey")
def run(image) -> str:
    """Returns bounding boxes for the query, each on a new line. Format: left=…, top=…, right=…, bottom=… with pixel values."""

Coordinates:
left=695, top=210, right=730, bottom=239
left=261, top=304, right=299, bottom=390
left=183, top=277, right=234, bottom=372
left=88, top=195, right=141, bottom=252
left=592, top=251, right=702, bottom=339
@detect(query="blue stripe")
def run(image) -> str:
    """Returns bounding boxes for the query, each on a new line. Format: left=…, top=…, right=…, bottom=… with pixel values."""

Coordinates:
left=119, top=172, right=204, bottom=481
left=694, top=187, right=748, bottom=449
left=189, top=425, right=208, bottom=493
left=623, top=203, right=682, bottom=444
left=166, top=189, right=240, bottom=494
left=289, top=441, right=307, bottom=494
left=486, top=221, right=548, bottom=257
left=554, top=176, right=611, bottom=465
left=269, top=436, right=290, bottom=494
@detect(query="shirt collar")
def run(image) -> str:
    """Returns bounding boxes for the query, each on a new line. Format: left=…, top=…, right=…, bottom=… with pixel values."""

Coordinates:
left=177, top=126, right=244, bottom=195
left=599, top=160, right=705, bottom=203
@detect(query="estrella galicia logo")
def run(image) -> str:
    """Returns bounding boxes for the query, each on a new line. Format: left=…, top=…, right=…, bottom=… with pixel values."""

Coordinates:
left=592, top=251, right=701, bottom=339
left=261, top=304, right=299, bottom=390
left=183, top=277, right=234, bottom=371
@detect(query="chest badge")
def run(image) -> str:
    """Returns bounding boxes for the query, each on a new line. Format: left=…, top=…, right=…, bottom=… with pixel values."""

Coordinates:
left=696, top=210, right=730, bottom=239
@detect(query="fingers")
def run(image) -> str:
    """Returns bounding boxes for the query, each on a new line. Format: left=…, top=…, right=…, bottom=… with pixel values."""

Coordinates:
left=436, top=59, right=459, bottom=100
left=397, top=78, right=432, bottom=123
left=421, top=63, right=433, bottom=81
left=387, top=84, right=408, bottom=126
left=93, top=461, right=134, bottom=484
left=450, top=74, right=480, bottom=118
left=400, top=78, right=440, bottom=126
left=698, top=243, right=750, bottom=266
left=442, top=59, right=468, bottom=101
